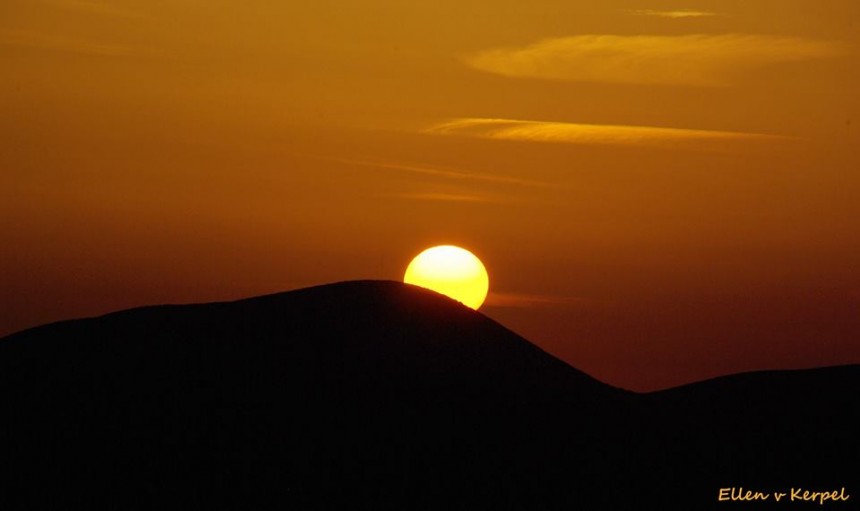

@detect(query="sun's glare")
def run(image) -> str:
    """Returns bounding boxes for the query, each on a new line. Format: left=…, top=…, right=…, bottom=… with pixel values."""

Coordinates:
left=403, top=245, right=489, bottom=310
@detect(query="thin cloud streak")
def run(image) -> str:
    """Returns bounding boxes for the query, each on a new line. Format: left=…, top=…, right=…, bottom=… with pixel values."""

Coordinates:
left=46, top=0, right=152, bottom=19
left=383, top=192, right=499, bottom=203
left=0, top=29, right=151, bottom=56
left=329, top=158, right=548, bottom=188
left=485, top=292, right=592, bottom=309
left=465, top=34, right=845, bottom=86
left=426, top=118, right=787, bottom=148
left=623, top=9, right=719, bottom=18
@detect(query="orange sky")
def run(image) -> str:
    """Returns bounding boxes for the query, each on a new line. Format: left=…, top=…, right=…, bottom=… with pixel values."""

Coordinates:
left=2, top=0, right=859, bottom=390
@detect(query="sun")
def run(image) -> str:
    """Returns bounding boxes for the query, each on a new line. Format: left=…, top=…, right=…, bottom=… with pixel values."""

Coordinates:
left=403, top=245, right=489, bottom=310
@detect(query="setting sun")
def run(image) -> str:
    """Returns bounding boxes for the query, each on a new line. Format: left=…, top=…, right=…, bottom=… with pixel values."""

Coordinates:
left=403, top=245, right=489, bottom=310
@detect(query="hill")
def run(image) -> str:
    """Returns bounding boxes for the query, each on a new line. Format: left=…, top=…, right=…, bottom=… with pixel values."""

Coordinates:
left=1, top=281, right=857, bottom=509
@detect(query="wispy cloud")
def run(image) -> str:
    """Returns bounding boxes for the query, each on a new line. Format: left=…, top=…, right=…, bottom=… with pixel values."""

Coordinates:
left=485, top=292, right=591, bottom=309
left=329, top=158, right=548, bottom=188
left=623, top=9, right=718, bottom=19
left=45, top=0, right=151, bottom=19
left=383, top=192, right=499, bottom=203
left=426, top=118, right=785, bottom=149
left=0, top=29, right=150, bottom=56
left=465, top=34, right=844, bottom=86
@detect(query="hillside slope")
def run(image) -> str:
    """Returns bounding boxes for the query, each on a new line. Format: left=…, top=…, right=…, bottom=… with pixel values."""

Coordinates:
left=2, top=281, right=856, bottom=510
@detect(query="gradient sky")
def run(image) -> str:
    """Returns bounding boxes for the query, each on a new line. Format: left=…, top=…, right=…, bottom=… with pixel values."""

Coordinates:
left=2, top=0, right=859, bottom=390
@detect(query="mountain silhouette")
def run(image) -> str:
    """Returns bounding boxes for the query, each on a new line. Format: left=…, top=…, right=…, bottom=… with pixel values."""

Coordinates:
left=2, top=281, right=857, bottom=510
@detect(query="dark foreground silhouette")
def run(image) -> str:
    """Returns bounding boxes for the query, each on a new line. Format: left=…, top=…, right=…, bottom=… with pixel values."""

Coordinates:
left=2, top=281, right=857, bottom=510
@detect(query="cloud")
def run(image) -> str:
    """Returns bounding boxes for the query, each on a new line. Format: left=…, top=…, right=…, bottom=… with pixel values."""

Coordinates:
left=465, top=34, right=844, bottom=86
left=45, top=0, right=151, bottom=19
left=484, top=292, right=590, bottom=309
left=425, top=118, right=785, bottom=149
left=383, top=192, right=498, bottom=203
left=0, top=29, right=149, bottom=56
left=329, top=158, right=548, bottom=187
left=623, top=9, right=718, bottom=18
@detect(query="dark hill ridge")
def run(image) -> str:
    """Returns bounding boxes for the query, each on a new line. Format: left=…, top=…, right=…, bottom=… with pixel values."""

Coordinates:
left=1, top=280, right=857, bottom=510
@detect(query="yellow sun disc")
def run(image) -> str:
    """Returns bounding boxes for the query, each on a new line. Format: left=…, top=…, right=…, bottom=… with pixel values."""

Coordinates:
left=403, top=245, right=489, bottom=310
